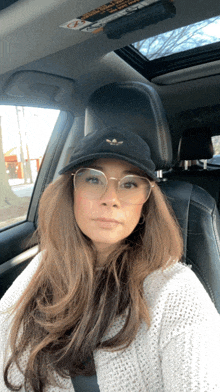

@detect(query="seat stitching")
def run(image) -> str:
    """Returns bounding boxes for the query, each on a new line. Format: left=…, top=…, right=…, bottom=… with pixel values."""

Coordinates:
left=190, top=199, right=213, bottom=214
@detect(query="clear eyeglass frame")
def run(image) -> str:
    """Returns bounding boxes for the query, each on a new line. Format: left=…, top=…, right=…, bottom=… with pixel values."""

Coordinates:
left=71, top=167, right=155, bottom=205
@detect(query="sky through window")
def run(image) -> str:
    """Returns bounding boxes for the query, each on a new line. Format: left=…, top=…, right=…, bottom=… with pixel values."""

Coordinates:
left=133, top=16, right=220, bottom=60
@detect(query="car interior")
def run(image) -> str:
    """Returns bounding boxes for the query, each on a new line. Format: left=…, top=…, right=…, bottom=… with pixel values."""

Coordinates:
left=0, top=0, right=220, bottom=319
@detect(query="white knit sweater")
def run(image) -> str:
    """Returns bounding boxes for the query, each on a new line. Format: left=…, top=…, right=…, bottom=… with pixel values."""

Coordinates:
left=1, top=253, right=220, bottom=392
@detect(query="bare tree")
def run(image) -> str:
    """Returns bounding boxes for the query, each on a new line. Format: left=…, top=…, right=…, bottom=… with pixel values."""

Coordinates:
left=16, top=107, right=28, bottom=184
left=0, top=116, right=19, bottom=209
left=133, top=17, right=220, bottom=60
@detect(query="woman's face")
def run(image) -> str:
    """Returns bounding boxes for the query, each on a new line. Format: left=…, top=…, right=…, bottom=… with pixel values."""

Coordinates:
left=73, top=158, right=145, bottom=254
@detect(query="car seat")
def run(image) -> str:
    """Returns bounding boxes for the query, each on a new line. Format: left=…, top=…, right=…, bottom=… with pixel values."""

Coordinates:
left=84, top=81, right=220, bottom=314
left=165, top=127, right=220, bottom=206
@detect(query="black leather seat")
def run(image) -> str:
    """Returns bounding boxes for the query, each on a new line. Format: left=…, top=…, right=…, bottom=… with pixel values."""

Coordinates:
left=165, top=127, right=220, bottom=205
left=85, top=81, right=220, bottom=313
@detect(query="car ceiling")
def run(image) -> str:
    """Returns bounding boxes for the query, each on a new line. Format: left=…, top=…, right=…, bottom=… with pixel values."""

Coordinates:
left=1, top=0, right=220, bottom=76
left=0, top=0, right=220, bottom=159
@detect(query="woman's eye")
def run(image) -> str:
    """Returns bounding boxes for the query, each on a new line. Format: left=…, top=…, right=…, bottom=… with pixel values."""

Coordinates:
left=85, top=176, right=101, bottom=185
left=122, top=181, right=138, bottom=189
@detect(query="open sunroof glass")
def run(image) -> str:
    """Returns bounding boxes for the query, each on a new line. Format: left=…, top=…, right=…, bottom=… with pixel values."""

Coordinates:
left=132, top=15, right=220, bottom=60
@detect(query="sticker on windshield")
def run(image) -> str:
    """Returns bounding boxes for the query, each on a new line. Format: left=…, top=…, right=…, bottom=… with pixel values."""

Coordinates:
left=60, top=0, right=159, bottom=33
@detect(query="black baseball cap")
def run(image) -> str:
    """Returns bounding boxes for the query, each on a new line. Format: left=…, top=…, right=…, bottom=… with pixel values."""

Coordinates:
left=58, top=127, right=157, bottom=180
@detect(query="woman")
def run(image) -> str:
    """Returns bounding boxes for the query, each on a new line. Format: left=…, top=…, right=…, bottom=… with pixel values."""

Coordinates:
left=1, top=127, right=220, bottom=392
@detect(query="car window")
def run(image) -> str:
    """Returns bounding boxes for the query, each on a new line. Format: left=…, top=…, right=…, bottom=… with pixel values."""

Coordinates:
left=199, top=135, right=220, bottom=166
left=207, top=136, right=220, bottom=165
left=211, top=135, right=220, bottom=155
left=133, top=16, right=220, bottom=60
left=0, top=106, right=60, bottom=230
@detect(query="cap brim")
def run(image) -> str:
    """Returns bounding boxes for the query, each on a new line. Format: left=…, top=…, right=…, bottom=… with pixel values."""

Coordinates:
left=58, top=152, right=157, bottom=180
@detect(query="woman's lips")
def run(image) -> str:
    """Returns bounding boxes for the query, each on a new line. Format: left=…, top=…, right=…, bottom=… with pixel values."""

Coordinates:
left=95, top=218, right=121, bottom=223
left=93, top=218, right=122, bottom=228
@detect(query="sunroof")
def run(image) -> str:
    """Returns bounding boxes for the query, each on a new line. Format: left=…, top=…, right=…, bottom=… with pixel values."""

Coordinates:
left=133, top=16, right=220, bottom=60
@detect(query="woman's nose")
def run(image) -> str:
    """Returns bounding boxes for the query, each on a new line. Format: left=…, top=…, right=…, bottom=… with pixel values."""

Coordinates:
left=100, top=181, right=120, bottom=206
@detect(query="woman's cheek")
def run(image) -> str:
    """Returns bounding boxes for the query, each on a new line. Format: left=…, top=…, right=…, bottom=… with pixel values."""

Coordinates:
left=74, top=196, right=93, bottom=226
left=124, top=205, right=142, bottom=228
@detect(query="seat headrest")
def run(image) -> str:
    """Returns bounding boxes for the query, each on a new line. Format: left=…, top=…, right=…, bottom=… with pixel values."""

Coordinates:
left=178, top=128, right=214, bottom=161
left=85, top=82, right=173, bottom=170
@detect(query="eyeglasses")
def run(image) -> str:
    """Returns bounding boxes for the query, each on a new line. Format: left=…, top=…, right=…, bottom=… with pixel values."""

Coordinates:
left=72, top=168, right=154, bottom=205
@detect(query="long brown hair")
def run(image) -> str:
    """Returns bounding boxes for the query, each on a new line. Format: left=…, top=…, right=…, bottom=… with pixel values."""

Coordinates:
left=4, top=171, right=183, bottom=391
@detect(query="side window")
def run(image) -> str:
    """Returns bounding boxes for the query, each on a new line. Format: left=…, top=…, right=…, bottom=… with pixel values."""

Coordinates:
left=199, top=136, right=220, bottom=166
left=0, top=106, right=60, bottom=230
left=207, top=136, right=220, bottom=165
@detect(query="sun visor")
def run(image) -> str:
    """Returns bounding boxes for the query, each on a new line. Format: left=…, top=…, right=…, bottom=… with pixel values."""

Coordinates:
left=3, top=71, right=75, bottom=107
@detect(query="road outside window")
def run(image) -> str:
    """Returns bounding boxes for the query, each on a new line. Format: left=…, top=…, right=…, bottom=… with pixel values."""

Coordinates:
left=0, top=106, right=60, bottom=230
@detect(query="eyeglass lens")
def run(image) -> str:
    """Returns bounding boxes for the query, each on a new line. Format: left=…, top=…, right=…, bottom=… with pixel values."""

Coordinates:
left=74, top=168, right=152, bottom=205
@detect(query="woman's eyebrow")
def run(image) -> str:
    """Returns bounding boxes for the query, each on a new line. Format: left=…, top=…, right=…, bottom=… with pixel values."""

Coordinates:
left=123, top=169, right=143, bottom=175
left=89, top=165, right=144, bottom=176
left=123, top=168, right=149, bottom=177
left=89, top=165, right=103, bottom=170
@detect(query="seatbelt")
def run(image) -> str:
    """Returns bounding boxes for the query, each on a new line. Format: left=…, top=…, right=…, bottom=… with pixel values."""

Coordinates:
left=71, top=373, right=100, bottom=392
